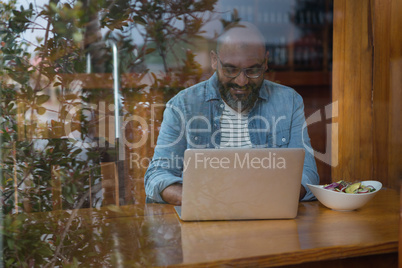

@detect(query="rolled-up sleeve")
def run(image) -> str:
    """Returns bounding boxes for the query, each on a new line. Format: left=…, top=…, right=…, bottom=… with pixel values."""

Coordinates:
left=289, top=92, right=320, bottom=201
left=144, top=100, right=187, bottom=203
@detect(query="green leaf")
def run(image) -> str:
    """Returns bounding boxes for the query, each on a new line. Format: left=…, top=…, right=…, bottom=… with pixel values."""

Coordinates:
left=36, top=95, right=50, bottom=105
left=6, top=238, right=15, bottom=249
left=6, top=258, right=15, bottom=266
left=65, top=94, right=78, bottom=100
left=3, top=55, right=16, bottom=61
left=2, top=131, right=11, bottom=141
left=145, top=47, right=156, bottom=55
left=71, top=184, right=77, bottom=194
left=133, top=15, right=147, bottom=25
left=8, top=72, right=29, bottom=85
left=65, top=194, right=74, bottom=204
left=36, top=107, right=46, bottom=115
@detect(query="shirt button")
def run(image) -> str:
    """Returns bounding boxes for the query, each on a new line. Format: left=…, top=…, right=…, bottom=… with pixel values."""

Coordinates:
left=282, top=137, right=286, bottom=142
left=194, top=136, right=198, bottom=140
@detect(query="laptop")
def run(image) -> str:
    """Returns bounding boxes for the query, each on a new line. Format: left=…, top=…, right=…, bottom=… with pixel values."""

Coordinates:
left=175, top=148, right=305, bottom=221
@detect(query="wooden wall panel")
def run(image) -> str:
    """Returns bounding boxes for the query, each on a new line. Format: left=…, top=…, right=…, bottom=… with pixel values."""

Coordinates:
left=389, top=0, right=402, bottom=188
left=371, top=0, right=401, bottom=189
left=373, top=0, right=392, bottom=188
left=372, top=0, right=402, bottom=189
left=332, top=0, right=374, bottom=181
left=332, top=0, right=401, bottom=188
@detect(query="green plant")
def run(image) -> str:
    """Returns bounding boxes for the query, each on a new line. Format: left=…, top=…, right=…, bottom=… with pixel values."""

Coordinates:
left=1, top=0, right=217, bottom=266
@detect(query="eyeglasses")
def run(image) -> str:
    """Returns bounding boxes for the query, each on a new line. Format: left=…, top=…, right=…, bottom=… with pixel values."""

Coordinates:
left=216, top=54, right=266, bottom=79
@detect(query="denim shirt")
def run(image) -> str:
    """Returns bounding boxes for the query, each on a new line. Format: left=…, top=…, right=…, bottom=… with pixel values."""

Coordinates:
left=144, top=73, right=319, bottom=202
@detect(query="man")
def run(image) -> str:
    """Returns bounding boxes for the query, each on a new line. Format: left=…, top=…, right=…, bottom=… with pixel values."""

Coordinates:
left=144, top=22, right=319, bottom=205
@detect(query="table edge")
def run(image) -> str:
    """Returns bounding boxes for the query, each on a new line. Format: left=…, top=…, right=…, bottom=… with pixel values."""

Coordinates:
left=169, top=241, right=398, bottom=268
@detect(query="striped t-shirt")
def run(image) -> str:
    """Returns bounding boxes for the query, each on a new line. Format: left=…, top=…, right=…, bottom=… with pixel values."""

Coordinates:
left=219, top=102, right=252, bottom=148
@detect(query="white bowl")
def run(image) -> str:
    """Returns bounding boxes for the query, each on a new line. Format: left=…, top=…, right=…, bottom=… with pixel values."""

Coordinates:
left=307, top=180, right=382, bottom=211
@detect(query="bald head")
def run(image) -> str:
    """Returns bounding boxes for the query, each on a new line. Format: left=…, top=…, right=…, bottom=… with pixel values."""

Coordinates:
left=210, top=22, right=268, bottom=112
left=216, top=22, right=266, bottom=55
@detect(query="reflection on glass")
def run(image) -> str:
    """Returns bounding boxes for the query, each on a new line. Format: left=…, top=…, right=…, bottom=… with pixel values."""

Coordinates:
left=181, top=220, right=300, bottom=264
left=1, top=0, right=334, bottom=266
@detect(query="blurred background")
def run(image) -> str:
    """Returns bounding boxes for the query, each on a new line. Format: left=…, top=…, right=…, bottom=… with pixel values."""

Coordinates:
left=1, top=0, right=334, bottom=212
left=1, top=0, right=401, bottom=266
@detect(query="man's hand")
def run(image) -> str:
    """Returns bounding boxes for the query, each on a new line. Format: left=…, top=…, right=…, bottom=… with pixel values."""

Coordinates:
left=299, top=185, right=306, bottom=200
left=161, top=183, right=183, bottom=205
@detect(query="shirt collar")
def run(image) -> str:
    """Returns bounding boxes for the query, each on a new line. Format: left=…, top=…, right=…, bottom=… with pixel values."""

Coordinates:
left=258, top=81, right=269, bottom=101
left=205, top=73, right=221, bottom=101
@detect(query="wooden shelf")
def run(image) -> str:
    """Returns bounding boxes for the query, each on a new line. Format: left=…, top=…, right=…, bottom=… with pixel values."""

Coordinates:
left=265, top=71, right=331, bottom=87
left=218, top=0, right=333, bottom=75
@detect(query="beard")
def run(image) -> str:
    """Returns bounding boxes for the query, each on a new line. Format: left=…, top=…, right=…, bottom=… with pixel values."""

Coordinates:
left=217, top=75, right=261, bottom=112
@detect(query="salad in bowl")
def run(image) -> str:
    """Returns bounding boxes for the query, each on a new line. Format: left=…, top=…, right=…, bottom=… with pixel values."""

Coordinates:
left=307, top=180, right=382, bottom=211
left=323, top=180, right=377, bottom=194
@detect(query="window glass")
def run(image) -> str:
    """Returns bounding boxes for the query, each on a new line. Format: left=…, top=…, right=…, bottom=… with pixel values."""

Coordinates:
left=1, top=0, right=333, bottom=266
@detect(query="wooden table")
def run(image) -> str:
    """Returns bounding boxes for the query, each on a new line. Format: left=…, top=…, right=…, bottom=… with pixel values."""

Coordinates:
left=15, top=189, right=399, bottom=267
